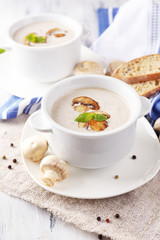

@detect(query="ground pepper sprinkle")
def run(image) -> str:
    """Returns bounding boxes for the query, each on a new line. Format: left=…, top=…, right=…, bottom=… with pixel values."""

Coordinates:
left=13, top=159, right=17, bottom=163
left=8, top=165, right=12, bottom=169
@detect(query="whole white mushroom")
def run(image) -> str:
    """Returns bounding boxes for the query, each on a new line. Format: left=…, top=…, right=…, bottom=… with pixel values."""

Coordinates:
left=22, top=135, right=48, bottom=162
left=40, top=155, right=69, bottom=187
left=154, top=118, right=160, bottom=133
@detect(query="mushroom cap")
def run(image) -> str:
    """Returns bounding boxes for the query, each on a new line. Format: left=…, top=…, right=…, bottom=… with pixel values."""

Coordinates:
left=74, top=61, right=104, bottom=75
left=109, top=60, right=125, bottom=75
left=88, top=119, right=108, bottom=132
left=40, top=155, right=69, bottom=181
left=22, top=135, right=48, bottom=162
left=46, top=28, right=61, bottom=35
left=46, top=28, right=66, bottom=37
left=72, top=96, right=100, bottom=111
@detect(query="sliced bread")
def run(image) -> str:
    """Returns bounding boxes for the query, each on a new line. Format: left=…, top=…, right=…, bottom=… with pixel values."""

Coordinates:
left=130, top=79, right=160, bottom=98
left=112, top=54, right=160, bottom=84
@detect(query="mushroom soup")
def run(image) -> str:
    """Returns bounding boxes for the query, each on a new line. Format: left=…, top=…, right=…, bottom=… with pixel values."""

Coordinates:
left=51, top=88, right=131, bottom=133
left=13, top=21, right=75, bottom=47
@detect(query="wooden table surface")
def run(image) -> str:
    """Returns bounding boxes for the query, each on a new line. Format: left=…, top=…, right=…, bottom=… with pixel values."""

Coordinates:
left=0, top=0, right=127, bottom=239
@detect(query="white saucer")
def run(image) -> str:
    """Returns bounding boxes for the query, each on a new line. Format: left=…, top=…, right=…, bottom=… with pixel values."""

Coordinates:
left=21, top=117, right=160, bottom=199
left=0, top=46, right=107, bottom=98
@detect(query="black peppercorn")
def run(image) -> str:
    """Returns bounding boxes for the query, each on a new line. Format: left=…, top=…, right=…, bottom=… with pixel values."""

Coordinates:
left=13, top=159, right=17, bottom=163
left=131, top=155, right=136, bottom=159
left=98, top=234, right=103, bottom=239
left=97, top=216, right=101, bottom=221
left=10, top=143, right=14, bottom=147
left=8, top=165, right=12, bottom=169
left=115, top=214, right=120, bottom=218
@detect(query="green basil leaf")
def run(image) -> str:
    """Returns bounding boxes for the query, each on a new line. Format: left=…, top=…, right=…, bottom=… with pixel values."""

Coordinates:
left=35, top=36, right=46, bottom=43
left=75, top=112, right=94, bottom=122
left=0, top=48, right=6, bottom=54
left=26, top=33, right=46, bottom=43
left=92, top=114, right=107, bottom=121
left=26, top=33, right=36, bottom=42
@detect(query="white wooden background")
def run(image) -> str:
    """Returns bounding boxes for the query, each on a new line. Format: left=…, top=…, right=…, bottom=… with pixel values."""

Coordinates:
left=0, top=0, right=127, bottom=239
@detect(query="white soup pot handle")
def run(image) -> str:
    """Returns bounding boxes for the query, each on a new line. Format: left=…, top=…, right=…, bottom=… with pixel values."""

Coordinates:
left=139, top=96, right=151, bottom=118
left=29, top=110, right=52, bottom=132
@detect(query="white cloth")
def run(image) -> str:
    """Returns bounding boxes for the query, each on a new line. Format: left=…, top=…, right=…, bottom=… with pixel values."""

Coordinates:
left=92, top=0, right=160, bottom=62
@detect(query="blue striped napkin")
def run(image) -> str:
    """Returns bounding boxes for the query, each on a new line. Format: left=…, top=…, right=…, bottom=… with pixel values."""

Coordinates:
left=0, top=0, right=160, bottom=124
left=0, top=88, right=42, bottom=119
left=94, top=0, right=160, bottom=126
left=97, top=8, right=119, bottom=36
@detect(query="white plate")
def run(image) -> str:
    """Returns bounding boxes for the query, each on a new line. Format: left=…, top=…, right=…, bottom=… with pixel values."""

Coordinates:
left=0, top=45, right=107, bottom=98
left=21, top=117, right=160, bottom=199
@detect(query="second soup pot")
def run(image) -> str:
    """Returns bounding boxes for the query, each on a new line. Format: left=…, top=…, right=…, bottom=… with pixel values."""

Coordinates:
left=8, top=14, right=82, bottom=82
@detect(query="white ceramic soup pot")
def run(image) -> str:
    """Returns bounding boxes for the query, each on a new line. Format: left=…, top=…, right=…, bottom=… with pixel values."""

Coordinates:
left=6, top=14, right=82, bottom=82
left=29, top=75, right=151, bottom=169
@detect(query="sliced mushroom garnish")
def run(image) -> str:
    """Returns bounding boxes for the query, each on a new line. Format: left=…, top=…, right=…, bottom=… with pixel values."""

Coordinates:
left=54, top=33, right=66, bottom=37
left=46, top=28, right=60, bottom=35
left=88, top=111, right=110, bottom=132
left=76, top=111, right=110, bottom=131
left=88, top=119, right=108, bottom=132
left=23, top=33, right=47, bottom=46
left=72, top=96, right=100, bottom=112
left=46, top=28, right=66, bottom=37
left=78, top=122, right=88, bottom=129
left=74, top=105, right=90, bottom=113
left=24, top=38, right=32, bottom=46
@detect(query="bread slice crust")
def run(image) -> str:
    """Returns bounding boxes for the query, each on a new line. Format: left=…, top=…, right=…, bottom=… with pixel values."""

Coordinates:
left=112, top=54, right=160, bottom=84
left=130, top=79, right=160, bottom=98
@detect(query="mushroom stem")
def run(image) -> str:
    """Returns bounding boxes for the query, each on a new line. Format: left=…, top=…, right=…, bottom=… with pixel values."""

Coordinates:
left=41, top=170, right=57, bottom=187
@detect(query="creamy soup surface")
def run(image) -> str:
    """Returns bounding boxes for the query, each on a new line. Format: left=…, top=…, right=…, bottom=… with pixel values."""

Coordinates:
left=51, top=88, right=131, bottom=133
left=13, top=21, right=75, bottom=47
